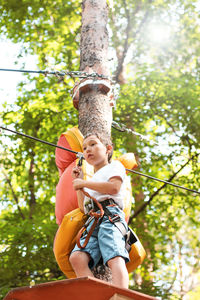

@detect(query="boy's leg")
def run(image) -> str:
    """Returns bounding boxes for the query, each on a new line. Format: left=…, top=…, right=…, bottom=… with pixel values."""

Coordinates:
left=69, top=251, right=94, bottom=277
left=107, top=256, right=129, bottom=289
left=98, top=206, right=130, bottom=288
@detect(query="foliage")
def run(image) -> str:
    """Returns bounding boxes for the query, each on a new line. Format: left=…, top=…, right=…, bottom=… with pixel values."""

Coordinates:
left=0, top=0, right=200, bottom=299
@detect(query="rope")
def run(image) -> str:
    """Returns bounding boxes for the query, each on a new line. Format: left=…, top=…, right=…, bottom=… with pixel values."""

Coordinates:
left=1, top=125, right=199, bottom=195
left=81, top=189, right=104, bottom=219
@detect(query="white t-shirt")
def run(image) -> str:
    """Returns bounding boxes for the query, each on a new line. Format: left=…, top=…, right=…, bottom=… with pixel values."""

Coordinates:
left=84, top=160, right=126, bottom=210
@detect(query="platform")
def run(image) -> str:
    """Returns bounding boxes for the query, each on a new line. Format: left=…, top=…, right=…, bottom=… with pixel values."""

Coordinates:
left=3, top=277, right=156, bottom=300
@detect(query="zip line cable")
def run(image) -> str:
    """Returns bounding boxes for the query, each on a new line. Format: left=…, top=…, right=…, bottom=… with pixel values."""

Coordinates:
left=0, top=68, right=66, bottom=76
left=0, top=126, right=79, bottom=156
left=126, top=168, right=200, bottom=195
left=0, top=68, right=109, bottom=79
left=1, top=126, right=200, bottom=195
left=112, top=121, right=158, bottom=145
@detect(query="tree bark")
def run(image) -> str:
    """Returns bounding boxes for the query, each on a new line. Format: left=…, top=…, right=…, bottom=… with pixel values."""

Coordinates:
left=78, top=0, right=113, bottom=281
left=79, top=0, right=112, bottom=139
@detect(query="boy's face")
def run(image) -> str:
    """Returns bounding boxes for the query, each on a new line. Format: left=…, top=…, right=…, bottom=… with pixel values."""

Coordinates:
left=82, top=135, right=112, bottom=169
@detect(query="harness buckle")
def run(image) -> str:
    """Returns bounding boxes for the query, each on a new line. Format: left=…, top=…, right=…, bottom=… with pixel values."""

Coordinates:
left=109, top=214, right=121, bottom=223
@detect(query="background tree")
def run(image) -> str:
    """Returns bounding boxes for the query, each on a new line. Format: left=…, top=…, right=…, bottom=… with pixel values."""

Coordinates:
left=0, top=0, right=200, bottom=299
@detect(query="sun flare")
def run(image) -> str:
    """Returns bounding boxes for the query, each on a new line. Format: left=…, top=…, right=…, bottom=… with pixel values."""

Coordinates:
left=147, top=24, right=171, bottom=45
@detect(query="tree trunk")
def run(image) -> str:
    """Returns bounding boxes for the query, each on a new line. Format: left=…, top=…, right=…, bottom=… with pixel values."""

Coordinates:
left=78, top=0, right=113, bottom=281
left=79, top=0, right=112, bottom=140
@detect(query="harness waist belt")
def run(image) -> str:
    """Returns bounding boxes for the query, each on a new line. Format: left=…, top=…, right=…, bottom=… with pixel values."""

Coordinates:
left=94, top=198, right=116, bottom=211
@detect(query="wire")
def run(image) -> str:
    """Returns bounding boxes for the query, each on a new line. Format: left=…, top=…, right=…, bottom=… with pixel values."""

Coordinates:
left=126, top=168, right=200, bottom=195
left=0, top=68, right=109, bottom=79
left=0, top=68, right=67, bottom=76
left=112, top=120, right=158, bottom=145
left=0, top=126, right=78, bottom=155
left=1, top=125, right=199, bottom=195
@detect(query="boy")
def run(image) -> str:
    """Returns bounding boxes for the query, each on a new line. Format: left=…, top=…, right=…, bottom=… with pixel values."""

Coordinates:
left=69, top=133, right=130, bottom=288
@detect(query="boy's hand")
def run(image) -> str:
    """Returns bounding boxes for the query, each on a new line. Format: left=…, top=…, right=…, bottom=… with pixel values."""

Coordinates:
left=73, top=178, right=85, bottom=190
left=72, top=166, right=83, bottom=179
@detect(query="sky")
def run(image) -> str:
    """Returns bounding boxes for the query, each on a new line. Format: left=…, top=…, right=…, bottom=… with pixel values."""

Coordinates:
left=0, top=39, right=37, bottom=110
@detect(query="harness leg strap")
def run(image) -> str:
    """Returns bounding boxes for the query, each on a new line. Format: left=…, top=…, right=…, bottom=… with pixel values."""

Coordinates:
left=103, top=205, right=138, bottom=252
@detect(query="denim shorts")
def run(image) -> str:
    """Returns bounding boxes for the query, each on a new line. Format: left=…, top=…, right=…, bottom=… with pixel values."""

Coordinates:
left=72, top=206, right=130, bottom=268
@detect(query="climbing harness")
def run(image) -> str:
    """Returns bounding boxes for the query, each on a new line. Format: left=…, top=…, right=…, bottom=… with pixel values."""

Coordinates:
left=76, top=195, right=138, bottom=252
left=75, top=156, right=141, bottom=252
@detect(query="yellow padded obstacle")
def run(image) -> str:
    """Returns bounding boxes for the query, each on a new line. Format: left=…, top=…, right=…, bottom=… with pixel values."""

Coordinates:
left=54, top=208, right=146, bottom=278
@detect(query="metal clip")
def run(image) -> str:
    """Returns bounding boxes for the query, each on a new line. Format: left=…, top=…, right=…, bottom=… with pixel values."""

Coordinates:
left=84, top=198, right=94, bottom=215
left=76, top=152, right=84, bottom=166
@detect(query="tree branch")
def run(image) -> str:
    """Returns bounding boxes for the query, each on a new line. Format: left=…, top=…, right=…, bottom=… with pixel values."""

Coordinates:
left=114, top=1, right=151, bottom=83
left=1, top=165, right=25, bottom=220
left=165, top=269, right=177, bottom=293
left=152, top=108, right=197, bottom=153
left=114, top=0, right=135, bottom=83
left=129, top=152, right=200, bottom=222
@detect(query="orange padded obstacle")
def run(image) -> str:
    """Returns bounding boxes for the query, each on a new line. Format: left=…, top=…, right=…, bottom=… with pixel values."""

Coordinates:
left=3, top=277, right=156, bottom=300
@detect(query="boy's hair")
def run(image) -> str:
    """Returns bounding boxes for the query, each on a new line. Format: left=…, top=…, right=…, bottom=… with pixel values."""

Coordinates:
left=83, top=132, right=113, bottom=163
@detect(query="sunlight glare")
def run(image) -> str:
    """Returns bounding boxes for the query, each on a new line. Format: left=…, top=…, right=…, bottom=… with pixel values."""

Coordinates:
left=147, top=24, right=171, bottom=45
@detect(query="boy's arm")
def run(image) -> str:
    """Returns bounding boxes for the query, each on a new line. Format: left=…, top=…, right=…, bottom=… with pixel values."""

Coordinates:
left=71, top=165, right=85, bottom=212
left=76, top=189, right=85, bottom=213
left=73, top=177, right=122, bottom=195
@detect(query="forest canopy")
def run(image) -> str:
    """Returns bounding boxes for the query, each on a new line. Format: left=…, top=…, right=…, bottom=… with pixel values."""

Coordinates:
left=0, top=0, right=200, bottom=299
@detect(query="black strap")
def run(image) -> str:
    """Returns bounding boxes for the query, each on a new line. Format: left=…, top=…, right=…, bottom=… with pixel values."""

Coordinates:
left=92, top=199, right=138, bottom=253
left=102, top=204, right=138, bottom=253
left=93, top=198, right=115, bottom=211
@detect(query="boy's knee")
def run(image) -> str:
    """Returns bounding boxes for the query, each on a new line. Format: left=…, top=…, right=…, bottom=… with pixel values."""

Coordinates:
left=107, top=256, right=126, bottom=269
left=69, top=251, right=90, bottom=268
left=69, top=252, right=78, bottom=267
